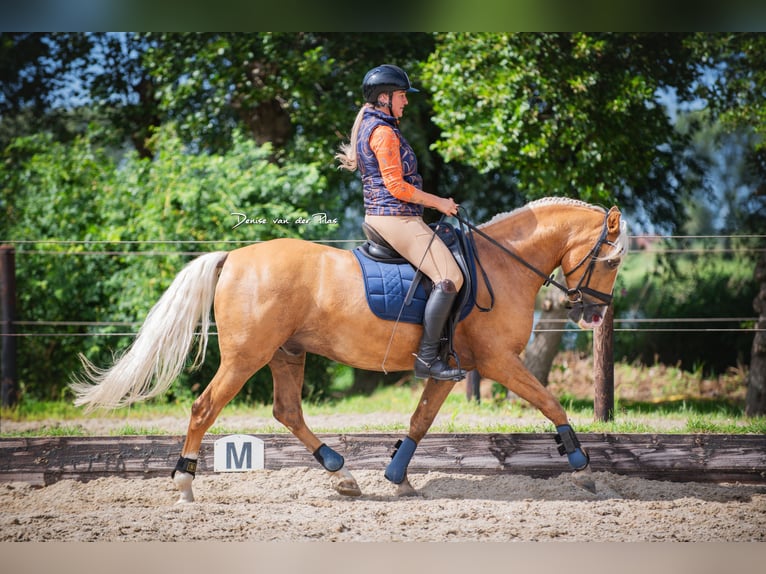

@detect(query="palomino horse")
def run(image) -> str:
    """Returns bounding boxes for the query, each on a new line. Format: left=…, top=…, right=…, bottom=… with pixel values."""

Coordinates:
left=73, top=197, right=628, bottom=502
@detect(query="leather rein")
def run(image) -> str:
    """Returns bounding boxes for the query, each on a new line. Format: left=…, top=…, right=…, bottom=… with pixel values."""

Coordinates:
left=454, top=208, right=616, bottom=318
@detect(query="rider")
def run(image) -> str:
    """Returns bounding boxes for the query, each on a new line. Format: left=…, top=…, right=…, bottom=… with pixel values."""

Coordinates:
left=336, top=64, right=466, bottom=382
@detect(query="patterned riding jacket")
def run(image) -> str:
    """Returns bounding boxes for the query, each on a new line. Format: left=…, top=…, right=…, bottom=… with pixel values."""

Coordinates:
left=357, top=107, right=424, bottom=217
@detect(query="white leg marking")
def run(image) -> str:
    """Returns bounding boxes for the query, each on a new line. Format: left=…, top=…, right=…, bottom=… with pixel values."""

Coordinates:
left=173, top=471, right=195, bottom=504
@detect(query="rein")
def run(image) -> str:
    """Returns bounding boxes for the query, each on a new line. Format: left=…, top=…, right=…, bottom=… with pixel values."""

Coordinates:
left=454, top=207, right=615, bottom=316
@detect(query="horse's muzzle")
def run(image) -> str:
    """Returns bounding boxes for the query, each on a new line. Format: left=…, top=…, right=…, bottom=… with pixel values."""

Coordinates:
left=567, top=300, right=607, bottom=328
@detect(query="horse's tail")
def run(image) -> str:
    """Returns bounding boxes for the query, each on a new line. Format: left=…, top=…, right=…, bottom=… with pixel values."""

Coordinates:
left=71, top=251, right=229, bottom=411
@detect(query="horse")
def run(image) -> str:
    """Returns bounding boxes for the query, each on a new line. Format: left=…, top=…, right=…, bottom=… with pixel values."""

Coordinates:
left=72, top=197, right=628, bottom=503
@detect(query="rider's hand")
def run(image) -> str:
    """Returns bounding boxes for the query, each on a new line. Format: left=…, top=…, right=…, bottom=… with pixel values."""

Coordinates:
left=438, top=197, right=459, bottom=217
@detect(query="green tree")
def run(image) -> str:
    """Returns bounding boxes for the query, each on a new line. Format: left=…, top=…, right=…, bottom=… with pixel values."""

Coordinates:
left=1, top=132, right=120, bottom=399
left=0, top=125, right=333, bottom=402
left=4, top=32, right=764, bottom=406
left=693, top=33, right=766, bottom=415
left=1, top=32, right=451, bottom=227
left=0, top=33, right=98, bottom=147
left=137, top=33, right=443, bottom=225
left=423, top=33, right=704, bottom=228
left=615, top=251, right=756, bottom=375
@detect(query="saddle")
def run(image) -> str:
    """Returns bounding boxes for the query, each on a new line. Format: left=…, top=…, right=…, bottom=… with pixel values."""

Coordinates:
left=352, top=220, right=478, bottom=328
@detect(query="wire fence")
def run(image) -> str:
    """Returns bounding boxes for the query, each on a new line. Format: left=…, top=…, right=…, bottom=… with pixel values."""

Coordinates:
left=1, top=235, right=764, bottom=338
left=2, top=234, right=765, bottom=255
left=4, top=317, right=761, bottom=337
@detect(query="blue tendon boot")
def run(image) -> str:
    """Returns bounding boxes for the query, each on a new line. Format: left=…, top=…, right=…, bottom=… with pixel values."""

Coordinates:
left=384, top=437, right=417, bottom=484
left=313, top=443, right=345, bottom=472
left=555, top=424, right=589, bottom=469
left=555, top=424, right=596, bottom=493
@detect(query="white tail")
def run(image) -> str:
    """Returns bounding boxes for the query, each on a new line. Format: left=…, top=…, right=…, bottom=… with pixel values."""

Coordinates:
left=71, top=251, right=228, bottom=411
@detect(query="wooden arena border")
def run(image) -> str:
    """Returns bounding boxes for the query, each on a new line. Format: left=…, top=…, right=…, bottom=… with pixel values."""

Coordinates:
left=0, top=433, right=764, bottom=487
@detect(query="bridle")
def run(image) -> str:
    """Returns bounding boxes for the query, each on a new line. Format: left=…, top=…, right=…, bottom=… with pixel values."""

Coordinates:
left=559, top=213, right=619, bottom=322
left=455, top=208, right=620, bottom=321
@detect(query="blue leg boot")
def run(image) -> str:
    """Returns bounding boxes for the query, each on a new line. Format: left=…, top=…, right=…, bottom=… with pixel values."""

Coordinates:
left=313, top=443, right=345, bottom=472
left=384, top=437, right=417, bottom=484
left=555, top=424, right=589, bottom=470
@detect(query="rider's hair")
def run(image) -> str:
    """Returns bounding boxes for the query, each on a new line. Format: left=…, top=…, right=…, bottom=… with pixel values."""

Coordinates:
left=335, top=103, right=373, bottom=173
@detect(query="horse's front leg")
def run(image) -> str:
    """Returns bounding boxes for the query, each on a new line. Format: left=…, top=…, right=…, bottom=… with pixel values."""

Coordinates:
left=484, top=354, right=596, bottom=493
left=384, top=377, right=457, bottom=496
left=270, top=348, right=362, bottom=497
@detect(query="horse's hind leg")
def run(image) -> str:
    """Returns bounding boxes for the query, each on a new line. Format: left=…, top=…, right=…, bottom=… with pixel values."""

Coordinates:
left=385, top=378, right=457, bottom=496
left=269, top=348, right=361, bottom=497
left=172, top=360, right=258, bottom=503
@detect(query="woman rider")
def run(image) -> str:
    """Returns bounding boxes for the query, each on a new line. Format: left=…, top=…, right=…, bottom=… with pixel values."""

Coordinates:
left=336, top=64, right=466, bottom=382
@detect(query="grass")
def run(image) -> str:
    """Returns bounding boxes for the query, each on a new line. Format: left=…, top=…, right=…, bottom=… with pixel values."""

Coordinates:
left=2, top=380, right=764, bottom=437
left=2, top=352, right=763, bottom=437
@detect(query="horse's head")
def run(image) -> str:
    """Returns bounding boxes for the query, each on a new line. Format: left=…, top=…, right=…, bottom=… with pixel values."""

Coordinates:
left=561, top=206, right=628, bottom=329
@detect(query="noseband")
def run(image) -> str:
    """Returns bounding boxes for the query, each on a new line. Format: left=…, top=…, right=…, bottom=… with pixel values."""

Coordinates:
left=455, top=209, right=618, bottom=320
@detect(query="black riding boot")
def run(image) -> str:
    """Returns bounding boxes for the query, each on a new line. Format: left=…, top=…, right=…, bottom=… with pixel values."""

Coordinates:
left=413, top=280, right=466, bottom=381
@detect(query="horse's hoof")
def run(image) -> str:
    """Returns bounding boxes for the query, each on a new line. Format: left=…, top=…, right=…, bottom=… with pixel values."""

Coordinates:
left=571, top=465, right=597, bottom=494
left=173, top=471, right=195, bottom=503
left=336, top=481, right=362, bottom=497
left=330, top=468, right=362, bottom=497
left=395, top=475, right=419, bottom=497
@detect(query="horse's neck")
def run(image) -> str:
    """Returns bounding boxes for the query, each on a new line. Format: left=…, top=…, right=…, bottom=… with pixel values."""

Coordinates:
left=481, top=207, right=571, bottom=278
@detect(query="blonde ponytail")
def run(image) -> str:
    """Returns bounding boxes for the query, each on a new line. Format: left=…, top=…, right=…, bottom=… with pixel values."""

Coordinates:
left=335, top=104, right=370, bottom=172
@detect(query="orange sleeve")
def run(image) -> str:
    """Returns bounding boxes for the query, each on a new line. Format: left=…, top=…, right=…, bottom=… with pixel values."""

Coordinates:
left=369, top=126, right=418, bottom=202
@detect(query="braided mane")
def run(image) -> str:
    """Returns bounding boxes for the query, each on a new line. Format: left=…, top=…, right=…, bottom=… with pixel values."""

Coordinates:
left=480, top=197, right=605, bottom=228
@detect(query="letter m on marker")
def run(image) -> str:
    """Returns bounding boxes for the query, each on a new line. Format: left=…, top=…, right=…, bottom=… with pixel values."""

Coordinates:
left=226, top=441, right=252, bottom=470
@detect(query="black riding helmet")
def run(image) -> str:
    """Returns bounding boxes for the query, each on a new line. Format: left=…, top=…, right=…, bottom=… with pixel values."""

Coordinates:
left=362, top=64, right=419, bottom=106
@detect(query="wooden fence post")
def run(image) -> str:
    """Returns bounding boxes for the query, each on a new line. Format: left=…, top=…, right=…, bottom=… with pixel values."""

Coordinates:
left=1, top=245, right=18, bottom=408
left=593, top=303, right=614, bottom=422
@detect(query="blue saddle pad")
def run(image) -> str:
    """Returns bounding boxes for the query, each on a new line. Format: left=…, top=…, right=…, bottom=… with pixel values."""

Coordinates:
left=352, top=243, right=476, bottom=325
left=352, top=248, right=429, bottom=324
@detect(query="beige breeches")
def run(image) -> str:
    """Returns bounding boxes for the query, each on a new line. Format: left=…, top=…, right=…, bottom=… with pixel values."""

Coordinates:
left=364, top=215, right=463, bottom=291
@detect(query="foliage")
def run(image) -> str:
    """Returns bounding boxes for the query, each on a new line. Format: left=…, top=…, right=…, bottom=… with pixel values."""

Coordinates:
left=614, top=244, right=757, bottom=375
left=694, top=34, right=766, bottom=150
left=0, top=125, right=334, bottom=402
left=2, top=32, right=766, bottom=408
left=3, top=32, right=763, bottom=226
left=690, top=33, right=766, bottom=236
left=1, top=132, right=121, bottom=400
left=423, top=33, right=705, bottom=230
left=0, top=33, right=96, bottom=148
left=132, top=33, right=438, bottom=200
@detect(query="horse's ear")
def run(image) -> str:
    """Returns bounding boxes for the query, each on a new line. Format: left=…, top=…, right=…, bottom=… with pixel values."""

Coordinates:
left=607, top=206, right=621, bottom=235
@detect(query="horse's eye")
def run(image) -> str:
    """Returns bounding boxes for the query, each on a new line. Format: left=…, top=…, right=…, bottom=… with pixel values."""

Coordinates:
left=605, top=258, right=621, bottom=270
